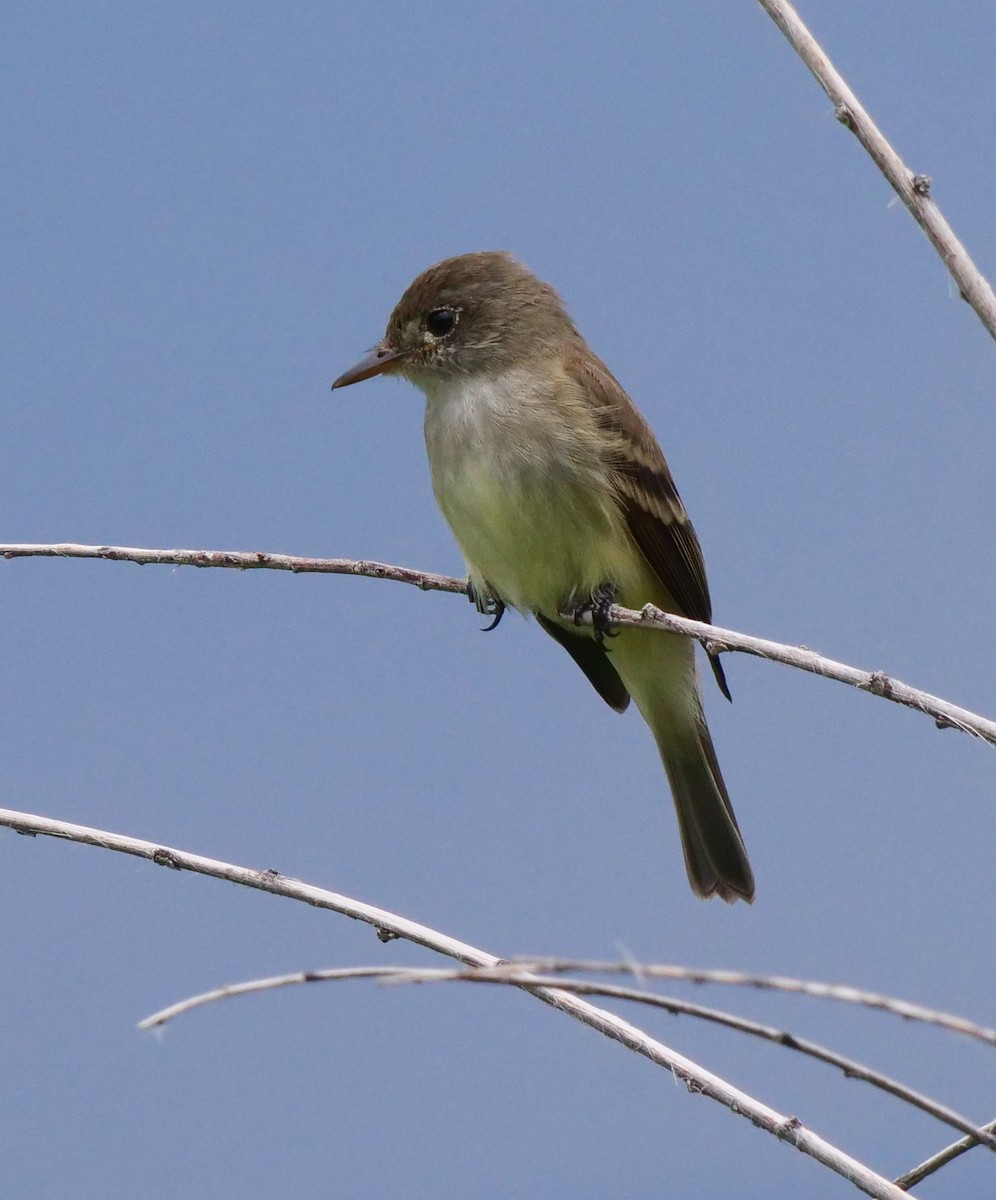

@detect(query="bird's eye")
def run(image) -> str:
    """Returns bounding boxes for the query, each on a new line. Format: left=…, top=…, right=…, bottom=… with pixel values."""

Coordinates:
left=426, top=308, right=458, bottom=337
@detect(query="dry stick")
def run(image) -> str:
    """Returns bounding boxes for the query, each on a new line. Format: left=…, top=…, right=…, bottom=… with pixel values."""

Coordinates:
left=504, top=959, right=996, bottom=1049
left=599, top=603, right=996, bottom=745
left=721, top=11, right=996, bottom=1175
left=412, top=971, right=996, bottom=1155
left=896, top=1118, right=996, bottom=1191
left=0, top=541, right=464, bottom=593
left=138, top=962, right=996, bottom=1153
left=0, top=806, right=912, bottom=1200
left=2, top=542, right=995, bottom=746
left=757, top=0, right=996, bottom=342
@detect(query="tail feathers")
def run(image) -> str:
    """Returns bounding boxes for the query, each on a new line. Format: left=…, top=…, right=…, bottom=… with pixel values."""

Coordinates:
left=660, top=720, right=755, bottom=904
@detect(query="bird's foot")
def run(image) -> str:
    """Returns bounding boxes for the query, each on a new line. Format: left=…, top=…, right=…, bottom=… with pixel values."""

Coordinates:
left=467, top=580, right=506, bottom=632
left=570, top=582, right=619, bottom=644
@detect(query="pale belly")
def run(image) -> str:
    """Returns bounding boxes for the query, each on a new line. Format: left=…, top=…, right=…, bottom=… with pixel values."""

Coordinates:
left=422, top=367, right=649, bottom=619
left=429, top=452, right=638, bottom=618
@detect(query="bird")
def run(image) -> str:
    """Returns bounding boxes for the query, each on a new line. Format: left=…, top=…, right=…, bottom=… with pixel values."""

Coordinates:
left=332, top=251, right=754, bottom=902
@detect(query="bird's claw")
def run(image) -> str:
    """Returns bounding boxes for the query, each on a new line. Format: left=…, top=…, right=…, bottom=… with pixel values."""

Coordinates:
left=481, top=602, right=505, bottom=631
left=468, top=581, right=506, bottom=632
left=571, top=583, right=619, bottom=645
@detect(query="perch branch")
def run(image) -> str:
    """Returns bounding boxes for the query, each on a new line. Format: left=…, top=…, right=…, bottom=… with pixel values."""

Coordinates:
left=3, top=542, right=994, bottom=745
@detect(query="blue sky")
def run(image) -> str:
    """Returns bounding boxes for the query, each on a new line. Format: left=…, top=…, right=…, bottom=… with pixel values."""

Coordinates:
left=2, top=4, right=995, bottom=1197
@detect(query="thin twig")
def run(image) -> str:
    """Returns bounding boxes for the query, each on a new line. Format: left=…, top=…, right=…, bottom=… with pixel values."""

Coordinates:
left=895, top=1117, right=996, bottom=1190
left=503, top=959, right=996, bottom=1049
left=757, top=0, right=996, bottom=341
left=599, top=602, right=996, bottom=745
left=3, top=542, right=995, bottom=745
left=139, top=967, right=416, bottom=1028
left=0, top=805, right=913, bottom=1200
left=0, top=541, right=465, bottom=594
left=138, top=962, right=996, bottom=1153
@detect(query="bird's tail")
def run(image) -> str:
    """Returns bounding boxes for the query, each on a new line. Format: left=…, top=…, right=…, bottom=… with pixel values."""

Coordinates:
left=610, top=629, right=754, bottom=903
left=657, top=714, right=754, bottom=903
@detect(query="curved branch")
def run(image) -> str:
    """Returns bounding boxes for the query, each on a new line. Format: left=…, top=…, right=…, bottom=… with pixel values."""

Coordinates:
left=503, top=959, right=996, bottom=1048
left=757, top=0, right=996, bottom=341
left=138, top=962, right=996, bottom=1153
left=0, top=804, right=911, bottom=1200
left=3, top=541, right=995, bottom=746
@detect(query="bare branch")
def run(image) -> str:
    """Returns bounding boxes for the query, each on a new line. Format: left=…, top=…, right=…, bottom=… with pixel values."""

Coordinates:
left=0, top=541, right=465, bottom=596
left=138, top=967, right=417, bottom=1028
left=895, top=1117, right=996, bottom=1190
left=4, top=541, right=993, bottom=746
left=594, top=602, right=996, bottom=746
left=139, top=962, right=996, bottom=1153
left=504, top=959, right=996, bottom=1049
left=757, top=0, right=996, bottom=341
left=0, top=804, right=913, bottom=1199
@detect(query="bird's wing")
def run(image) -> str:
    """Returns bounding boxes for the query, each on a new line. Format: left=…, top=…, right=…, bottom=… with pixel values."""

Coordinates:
left=535, top=614, right=630, bottom=713
left=567, top=350, right=712, bottom=621
left=566, top=349, right=731, bottom=700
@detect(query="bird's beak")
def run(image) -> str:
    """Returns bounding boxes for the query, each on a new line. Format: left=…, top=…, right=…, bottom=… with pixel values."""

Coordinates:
left=331, top=343, right=412, bottom=390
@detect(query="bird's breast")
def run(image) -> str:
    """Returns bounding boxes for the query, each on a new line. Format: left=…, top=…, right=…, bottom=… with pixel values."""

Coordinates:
left=421, top=369, right=636, bottom=615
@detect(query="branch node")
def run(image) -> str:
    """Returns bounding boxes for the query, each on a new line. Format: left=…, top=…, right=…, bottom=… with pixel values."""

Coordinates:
left=864, top=670, right=894, bottom=699
left=151, top=848, right=182, bottom=870
left=912, top=173, right=932, bottom=196
left=778, top=1115, right=803, bottom=1143
left=833, top=101, right=855, bottom=130
left=703, top=638, right=732, bottom=658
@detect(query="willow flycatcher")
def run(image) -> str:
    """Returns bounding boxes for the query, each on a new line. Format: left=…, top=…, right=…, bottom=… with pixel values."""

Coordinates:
left=332, top=252, right=754, bottom=902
